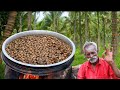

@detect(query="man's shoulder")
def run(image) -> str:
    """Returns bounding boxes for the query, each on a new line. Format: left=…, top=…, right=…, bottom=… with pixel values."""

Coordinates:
left=99, top=58, right=107, bottom=62
left=99, top=58, right=110, bottom=65
left=81, top=61, right=89, bottom=67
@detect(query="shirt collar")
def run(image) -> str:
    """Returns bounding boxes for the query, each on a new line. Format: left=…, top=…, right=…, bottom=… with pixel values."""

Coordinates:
left=87, top=57, right=102, bottom=68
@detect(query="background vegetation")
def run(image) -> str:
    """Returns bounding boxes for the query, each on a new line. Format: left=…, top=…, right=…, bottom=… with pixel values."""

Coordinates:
left=0, top=11, right=119, bottom=79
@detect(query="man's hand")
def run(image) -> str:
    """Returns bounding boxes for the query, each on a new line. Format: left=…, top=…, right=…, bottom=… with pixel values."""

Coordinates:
left=102, top=46, right=114, bottom=65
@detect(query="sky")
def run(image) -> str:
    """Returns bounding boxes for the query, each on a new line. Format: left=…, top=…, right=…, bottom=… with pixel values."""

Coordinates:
left=36, top=11, right=69, bottom=22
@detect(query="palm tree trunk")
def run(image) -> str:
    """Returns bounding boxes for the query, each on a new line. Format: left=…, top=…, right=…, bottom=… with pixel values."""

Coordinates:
left=111, top=11, right=118, bottom=60
left=27, top=11, right=32, bottom=30
left=97, top=12, right=100, bottom=51
left=2, top=11, right=17, bottom=41
left=0, top=11, right=17, bottom=64
left=34, top=12, right=37, bottom=30
left=57, top=13, right=59, bottom=32
left=102, top=12, right=106, bottom=49
left=74, top=12, right=77, bottom=46
left=19, top=12, right=22, bottom=32
left=53, top=12, right=56, bottom=32
left=79, top=12, right=83, bottom=53
left=85, top=12, right=88, bottom=41
left=88, top=12, right=90, bottom=41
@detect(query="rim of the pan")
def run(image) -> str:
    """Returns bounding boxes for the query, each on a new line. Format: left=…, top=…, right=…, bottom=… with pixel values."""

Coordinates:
left=2, top=30, right=76, bottom=67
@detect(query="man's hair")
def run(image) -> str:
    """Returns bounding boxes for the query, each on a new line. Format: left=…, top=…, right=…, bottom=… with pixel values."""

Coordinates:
left=83, top=41, right=97, bottom=52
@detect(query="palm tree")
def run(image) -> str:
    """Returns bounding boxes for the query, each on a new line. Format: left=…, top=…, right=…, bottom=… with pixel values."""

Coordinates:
left=37, top=11, right=62, bottom=31
left=27, top=11, right=32, bottom=30
left=19, top=12, right=22, bottom=32
left=111, top=11, right=118, bottom=60
left=85, top=12, right=88, bottom=41
left=102, top=12, right=106, bottom=49
left=79, top=12, right=82, bottom=53
left=78, top=12, right=83, bottom=53
left=2, top=11, right=17, bottom=41
left=49, top=11, right=62, bottom=32
left=73, top=12, right=77, bottom=46
left=97, top=11, right=100, bottom=51
left=0, top=11, right=17, bottom=63
left=0, top=11, right=8, bottom=40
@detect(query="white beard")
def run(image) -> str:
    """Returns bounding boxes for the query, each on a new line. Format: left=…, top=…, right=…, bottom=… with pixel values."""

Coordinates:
left=88, top=56, right=98, bottom=63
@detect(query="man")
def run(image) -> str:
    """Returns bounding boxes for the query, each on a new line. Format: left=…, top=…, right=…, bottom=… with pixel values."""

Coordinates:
left=77, top=41, right=118, bottom=79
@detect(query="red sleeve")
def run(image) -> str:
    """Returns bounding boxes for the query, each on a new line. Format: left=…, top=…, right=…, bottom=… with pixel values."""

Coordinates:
left=77, top=64, right=85, bottom=79
left=108, top=65, right=118, bottom=79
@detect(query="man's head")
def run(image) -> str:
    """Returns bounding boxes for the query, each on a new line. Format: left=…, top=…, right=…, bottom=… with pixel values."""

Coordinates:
left=83, top=41, right=98, bottom=64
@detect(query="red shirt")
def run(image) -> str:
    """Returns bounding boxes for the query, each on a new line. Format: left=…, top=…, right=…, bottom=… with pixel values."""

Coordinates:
left=77, top=58, right=118, bottom=79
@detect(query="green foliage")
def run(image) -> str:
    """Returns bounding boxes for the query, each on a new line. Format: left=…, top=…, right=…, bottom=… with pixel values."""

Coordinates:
left=1, top=11, right=120, bottom=78
left=0, top=12, right=9, bottom=31
left=0, top=62, right=5, bottom=79
left=115, top=54, right=120, bottom=69
left=0, top=11, right=9, bottom=40
left=14, top=12, right=21, bottom=32
left=114, top=46, right=120, bottom=69
left=72, top=47, right=85, bottom=66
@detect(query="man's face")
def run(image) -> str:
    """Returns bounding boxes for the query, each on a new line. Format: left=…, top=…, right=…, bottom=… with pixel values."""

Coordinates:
left=84, top=45, right=98, bottom=63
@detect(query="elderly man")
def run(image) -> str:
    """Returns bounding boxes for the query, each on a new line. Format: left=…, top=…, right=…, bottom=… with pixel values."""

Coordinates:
left=77, top=41, right=118, bottom=79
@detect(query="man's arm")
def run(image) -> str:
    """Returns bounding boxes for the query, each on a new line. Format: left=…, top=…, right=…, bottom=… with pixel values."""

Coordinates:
left=102, top=47, right=120, bottom=78
left=108, top=61, right=120, bottom=78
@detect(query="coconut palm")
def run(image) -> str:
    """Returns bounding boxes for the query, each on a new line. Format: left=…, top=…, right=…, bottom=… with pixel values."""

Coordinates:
left=0, top=11, right=17, bottom=63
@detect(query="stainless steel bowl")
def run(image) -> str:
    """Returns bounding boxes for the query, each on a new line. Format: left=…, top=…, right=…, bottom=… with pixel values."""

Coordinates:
left=2, top=30, right=75, bottom=68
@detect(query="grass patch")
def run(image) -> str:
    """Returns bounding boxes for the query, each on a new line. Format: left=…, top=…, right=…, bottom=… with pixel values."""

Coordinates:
left=72, top=47, right=85, bottom=66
